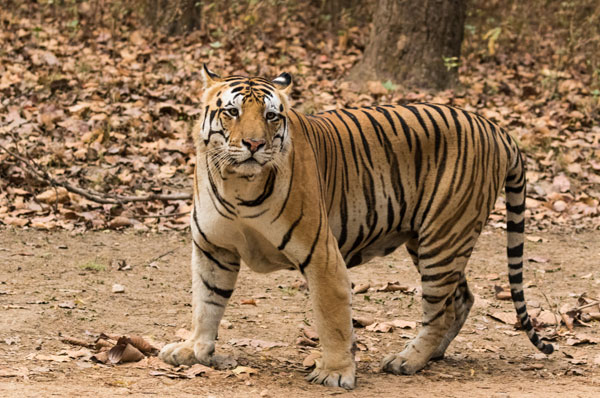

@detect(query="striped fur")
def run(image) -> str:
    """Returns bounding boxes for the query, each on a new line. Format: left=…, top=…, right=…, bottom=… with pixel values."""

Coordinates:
left=159, top=67, right=553, bottom=389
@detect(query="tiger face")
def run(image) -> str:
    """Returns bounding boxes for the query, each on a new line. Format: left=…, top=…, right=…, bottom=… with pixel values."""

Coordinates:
left=197, top=65, right=293, bottom=177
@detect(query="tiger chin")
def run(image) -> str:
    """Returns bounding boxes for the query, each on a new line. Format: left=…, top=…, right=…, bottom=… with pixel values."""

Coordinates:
left=159, top=65, right=554, bottom=390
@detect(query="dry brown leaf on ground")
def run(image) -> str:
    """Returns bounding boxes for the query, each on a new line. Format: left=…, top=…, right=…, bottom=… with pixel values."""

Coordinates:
left=240, top=298, right=257, bottom=306
left=494, top=285, right=512, bottom=300
left=352, top=283, right=370, bottom=294
left=296, top=336, right=318, bottom=347
left=377, top=282, right=409, bottom=292
left=302, top=351, right=322, bottom=368
left=61, top=336, right=94, bottom=348
left=107, top=342, right=145, bottom=364
left=353, top=315, right=375, bottom=327
left=390, top=319, right=417, bottom=329
left=566, top=334, right=599, bottom=346
left=365, top=322, right=394, bottom=333
left=128, top=335, right=158, bottom=355
left=232, top=366, right=258, bottom=376
left=488, top=312, right=519, bottom=326
left=532, top=310, right=560, bottom=327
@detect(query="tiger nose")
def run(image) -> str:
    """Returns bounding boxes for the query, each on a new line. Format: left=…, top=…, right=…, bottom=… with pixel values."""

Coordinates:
left=241, top=138, right=266, bottom=154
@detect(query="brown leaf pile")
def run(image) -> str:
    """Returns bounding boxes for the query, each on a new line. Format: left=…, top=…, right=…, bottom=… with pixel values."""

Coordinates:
left=0, top=3, right=598, bottom=232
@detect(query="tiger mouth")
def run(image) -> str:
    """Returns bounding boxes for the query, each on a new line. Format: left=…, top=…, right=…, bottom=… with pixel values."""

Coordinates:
left=236, top=158, right=265, bottom=166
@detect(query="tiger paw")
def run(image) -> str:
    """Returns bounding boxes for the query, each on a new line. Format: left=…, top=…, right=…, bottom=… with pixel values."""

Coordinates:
left=381, top=351, right=428, bottom=375
left=306, top=359, right=356, bottom=389
left=159, top=339, right=214, bottom=367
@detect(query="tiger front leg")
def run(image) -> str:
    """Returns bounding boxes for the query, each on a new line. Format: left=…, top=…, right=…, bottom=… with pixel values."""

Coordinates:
left=160, top=242, right=239, bottom=367
left=304, top=244, right=355, bottom=389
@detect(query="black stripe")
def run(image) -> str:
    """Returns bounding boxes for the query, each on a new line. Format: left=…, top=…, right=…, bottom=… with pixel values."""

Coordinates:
left=340, top=109, right=374, bottom=169
left=192, top=238, right=237, bottom=272
left=204, top=300, right=225, bottom=307
left=506, top=220, right=524, bottom=233
left=421, top=269, right=456, bottom=282
left=278, top=208, right=304, bottom=250
left=510, top=289, right=525, bottom=302
left=202, top=277, right=233, bottom=299
left=505, top=184, right=524, bottom=193
left=422, top=293, right=448, bottom=304
left=507, top=243, right=524, bottom=258
left=506, top=201, right=525, bottom=213
left=299, top=215, right=323, bottom=273
left=271, top=151, right=295, bottom=223
left=237, top=169, right=276, bottom=207
left=509, top=272, right=523, bottom=285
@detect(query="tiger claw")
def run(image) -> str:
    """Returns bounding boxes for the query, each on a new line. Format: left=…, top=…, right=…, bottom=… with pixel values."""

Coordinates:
left=306, top=359, right=356, bottom=389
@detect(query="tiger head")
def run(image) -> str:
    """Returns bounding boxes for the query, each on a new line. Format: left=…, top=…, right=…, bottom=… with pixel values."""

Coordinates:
left=196, top=65, right=293, bottom=177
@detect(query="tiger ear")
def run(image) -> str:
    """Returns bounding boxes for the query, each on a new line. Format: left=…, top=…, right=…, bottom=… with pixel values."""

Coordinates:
left=272, top=72, right=292, bottom=94
left=200, top=64, right=222, bottom=89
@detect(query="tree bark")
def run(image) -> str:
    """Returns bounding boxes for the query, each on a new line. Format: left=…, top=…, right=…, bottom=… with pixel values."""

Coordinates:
left=143, top=0, right=201, bottom=35
left=350, top=0, right=467, bottom=90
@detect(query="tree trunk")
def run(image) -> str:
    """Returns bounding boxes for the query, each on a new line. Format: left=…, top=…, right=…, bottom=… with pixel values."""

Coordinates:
left=143, top=0, right=201, bottom=35
left=350, top=0, right=467, bottom=90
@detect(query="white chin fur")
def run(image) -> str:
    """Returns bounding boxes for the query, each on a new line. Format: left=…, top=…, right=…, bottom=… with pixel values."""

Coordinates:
left=226, top=160, right=265, bottom=177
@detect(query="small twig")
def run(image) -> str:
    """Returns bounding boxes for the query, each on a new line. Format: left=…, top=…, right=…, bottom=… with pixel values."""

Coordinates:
left=571, top=300, right=600, bottom=313
left=135, top=211, right=190, bottom=219
left=145, top=249, right=176, bottom=267
left=0, top=143, right=192, bottom=204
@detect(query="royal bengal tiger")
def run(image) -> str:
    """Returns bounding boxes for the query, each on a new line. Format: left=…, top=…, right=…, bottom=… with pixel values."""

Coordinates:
left=159, top=65, right=553, bottom=389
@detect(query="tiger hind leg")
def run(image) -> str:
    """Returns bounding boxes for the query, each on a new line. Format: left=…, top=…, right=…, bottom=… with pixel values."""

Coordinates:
left=382, top=251, right=470, bottom=375
left=430, top=274, right=474, bottom=360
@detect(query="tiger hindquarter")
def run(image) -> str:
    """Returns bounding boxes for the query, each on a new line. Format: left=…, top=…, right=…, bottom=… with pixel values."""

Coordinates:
left=293, top=104, right=553, bottom=375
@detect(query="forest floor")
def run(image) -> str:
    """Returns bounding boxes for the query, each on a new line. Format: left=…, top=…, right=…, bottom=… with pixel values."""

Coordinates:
left=1, top=227, right=599, bottom=397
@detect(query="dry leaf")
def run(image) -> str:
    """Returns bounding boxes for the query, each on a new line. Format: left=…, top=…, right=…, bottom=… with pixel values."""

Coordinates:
left=352, top=283, right=370, bottom=294
left=494, top=285, right=512, bottom=300
left=108, top=343, right=144, bottom=364
left=377, top=282, right=408, bottom=292
left=365, top=322, right=394, bottom=333
left=232, top=366, right=258, bottom=375
left=533, top=311, right=559, bottom=327
left=353, top=315, right=375, bottom=327
left=302, top=327, right=319, bottom=341
left=488, top=312, right=518, bottom=326
left=61, top=336, right=93, bottom=348
left=109, top=217, right=132, bottom=229
left=296, top=336, right=318, bottom=347
left=390, top=319, right=416, bottom=329
left=302, top=351, right=321, bottom=368
left=240, top=298, right=257, bottom=306
left=35, top=187, right=69, bottom=204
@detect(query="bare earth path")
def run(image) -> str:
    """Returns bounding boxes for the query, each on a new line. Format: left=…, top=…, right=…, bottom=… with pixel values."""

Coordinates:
left=1, top=227, right=599, bottom=397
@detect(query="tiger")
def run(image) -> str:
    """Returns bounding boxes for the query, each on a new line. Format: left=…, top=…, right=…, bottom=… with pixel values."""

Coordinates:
left=159, top=65, right=554, bottom=389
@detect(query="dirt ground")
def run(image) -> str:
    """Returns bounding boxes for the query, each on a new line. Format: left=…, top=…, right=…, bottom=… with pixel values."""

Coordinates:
left=0, top=226, right=599, bottom=397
